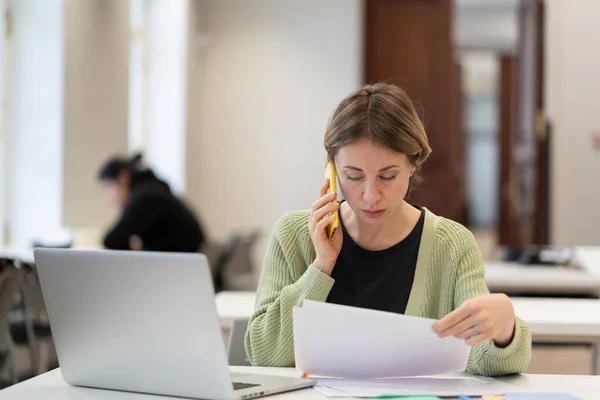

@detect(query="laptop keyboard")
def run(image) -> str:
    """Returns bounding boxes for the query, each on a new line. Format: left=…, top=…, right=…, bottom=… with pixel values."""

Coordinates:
left=233, top=381, right=261, bottom=391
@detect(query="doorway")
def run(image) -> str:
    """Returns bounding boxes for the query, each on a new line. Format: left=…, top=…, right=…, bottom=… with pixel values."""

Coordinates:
left=455, top=0, right=548, bottom=258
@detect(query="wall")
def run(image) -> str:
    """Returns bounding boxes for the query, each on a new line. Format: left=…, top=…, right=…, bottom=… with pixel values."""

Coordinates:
left=547, top=1, right=600, bottom=246
left=62, top=0, right=130, bottom=229
left=186, top=0, right=363, bottom=264
left=185, top=0, right=210, bottom=231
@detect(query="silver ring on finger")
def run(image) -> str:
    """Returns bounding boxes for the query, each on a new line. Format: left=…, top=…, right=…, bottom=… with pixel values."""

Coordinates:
left=471, top=326, right=478, bottom=337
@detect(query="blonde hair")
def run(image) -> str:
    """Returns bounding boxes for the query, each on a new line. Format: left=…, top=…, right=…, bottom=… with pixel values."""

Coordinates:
left=324, top=83, right=432, bottom=197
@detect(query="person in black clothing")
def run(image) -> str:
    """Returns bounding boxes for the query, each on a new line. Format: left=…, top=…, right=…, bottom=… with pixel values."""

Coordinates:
left=98, top=154, right=205, bottom=252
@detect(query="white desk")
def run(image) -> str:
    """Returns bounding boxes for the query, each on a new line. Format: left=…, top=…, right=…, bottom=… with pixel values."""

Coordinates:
left=508, top=298, right=600, bottom=375
left=216, top=292, right=600, bottom=338
left=216, top=291, right=256, bottom=330
left=484, top=261, right=600, bottom=296
left=0, top=247, right=34, bottom=264
left=573, top=247, right=600, bottom=276
left=215, top=293, right=600, bottom=374
left=484, top=247, right=600, bottom=296
left=0, top=245, right=101, bottom=265
left=512, top=298, right=600, bottom=339
left=4, top=248, right=597, bottom=296
left=4, top=246, right=598, bottom=295
left=1, top=366, right=600, bottom=399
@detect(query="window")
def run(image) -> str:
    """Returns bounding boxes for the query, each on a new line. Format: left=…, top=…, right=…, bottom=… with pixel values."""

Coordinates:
left=0, top=1, right=11, bottom=246
left=128, top=0, right=149, bottom=154
left=128, top=0, right=188, bottom=194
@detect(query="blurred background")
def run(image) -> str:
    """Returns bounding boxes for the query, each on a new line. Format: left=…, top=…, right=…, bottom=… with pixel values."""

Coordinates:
left=0, top=0, right=599, bottom=388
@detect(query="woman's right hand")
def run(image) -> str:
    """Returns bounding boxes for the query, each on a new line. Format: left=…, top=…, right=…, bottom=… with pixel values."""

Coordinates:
left=308, top=179, right=343, bottom=275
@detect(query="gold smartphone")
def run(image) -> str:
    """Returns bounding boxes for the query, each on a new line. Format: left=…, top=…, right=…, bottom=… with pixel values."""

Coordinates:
left=324, top=161, right=339, bottom=240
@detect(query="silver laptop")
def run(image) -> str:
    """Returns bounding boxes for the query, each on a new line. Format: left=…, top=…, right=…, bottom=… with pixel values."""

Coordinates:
left=34, top=248, right=314, bottom=399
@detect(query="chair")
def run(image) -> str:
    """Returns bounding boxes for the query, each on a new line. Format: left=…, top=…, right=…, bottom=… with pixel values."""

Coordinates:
left=9, top=261, right=56, bottom=379
left=227, top=318, right=251, bottom=366
left=200, top=240, right=225, bottom=288
left=215, top=230, right=260, bottom=292
left=0, top=259, right=26, bottom=386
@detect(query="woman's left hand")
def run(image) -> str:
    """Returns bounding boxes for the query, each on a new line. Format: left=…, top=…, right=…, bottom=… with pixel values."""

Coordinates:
left=432, top=293, right=516, bottom=347
left=129, top=235, right=144, bottom=251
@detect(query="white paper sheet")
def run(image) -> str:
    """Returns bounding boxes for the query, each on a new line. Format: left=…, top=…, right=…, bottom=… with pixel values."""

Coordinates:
left=314, top=376, right=522, bottom=398
left=293, top=300, right=470, bottom=378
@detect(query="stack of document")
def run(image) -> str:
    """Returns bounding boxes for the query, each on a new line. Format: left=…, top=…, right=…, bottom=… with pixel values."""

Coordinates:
left=292, top=300, right=471, bottom=378
left=314, top=376, right=521, bottom=398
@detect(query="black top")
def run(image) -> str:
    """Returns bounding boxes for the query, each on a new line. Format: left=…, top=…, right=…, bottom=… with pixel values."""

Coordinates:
left=103, top=170, right=205, bottom=253
left=326, top=205, right=425, bottom=314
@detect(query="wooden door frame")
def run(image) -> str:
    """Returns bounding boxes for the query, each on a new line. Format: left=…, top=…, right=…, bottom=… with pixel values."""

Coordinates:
left=498, top=55, right=519, bottom=247
left=497, top=0, right=549, bottom=247
left=534, top=0, right=550, bottom=245
left=364, top=0, right=465, bottom=224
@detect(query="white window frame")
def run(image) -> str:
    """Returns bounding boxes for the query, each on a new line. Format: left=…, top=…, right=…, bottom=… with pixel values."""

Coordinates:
left=0, top=0, right=13, bottom=246
left=128, top=0, right=150, bottom=155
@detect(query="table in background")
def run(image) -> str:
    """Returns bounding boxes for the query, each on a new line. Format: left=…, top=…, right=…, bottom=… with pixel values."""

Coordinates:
left=215, top=292, right=600, bottom=375
left=484, top=261, right=600, bottom=297
left=512, top=297, right=600, bottom=375
left=0, top=248, right=34, bottom=265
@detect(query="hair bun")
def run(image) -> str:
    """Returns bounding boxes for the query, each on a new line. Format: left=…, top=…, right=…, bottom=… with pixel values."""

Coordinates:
left=130, top=152, right=143, bottom=165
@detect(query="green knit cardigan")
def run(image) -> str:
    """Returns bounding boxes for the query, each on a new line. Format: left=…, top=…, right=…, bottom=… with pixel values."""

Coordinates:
left=244, top=208, right=532, bottom=376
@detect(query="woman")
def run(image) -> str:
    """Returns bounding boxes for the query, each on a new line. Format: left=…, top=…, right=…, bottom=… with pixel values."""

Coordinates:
left=244, top=83, right=531, bottom=376
left=98, top=153, right=205, bottom=253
